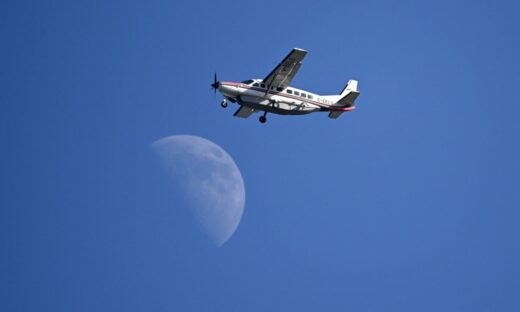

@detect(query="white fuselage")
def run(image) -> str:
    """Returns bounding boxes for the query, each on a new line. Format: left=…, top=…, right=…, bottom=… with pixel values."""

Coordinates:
left=218, top=79, right=338, bottom=115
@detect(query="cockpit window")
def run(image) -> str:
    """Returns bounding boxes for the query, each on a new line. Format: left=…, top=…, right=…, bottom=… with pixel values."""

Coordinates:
left=241, top=79, right=254, bottom=85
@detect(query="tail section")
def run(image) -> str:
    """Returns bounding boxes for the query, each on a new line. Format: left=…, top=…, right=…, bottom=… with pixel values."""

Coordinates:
left=335, top=79, right=360, bottom=107
left=327, top=80, right=360, bottom=119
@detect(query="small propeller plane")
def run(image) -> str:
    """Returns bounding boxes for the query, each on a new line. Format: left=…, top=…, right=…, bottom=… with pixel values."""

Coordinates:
left=211, top=48, right=360, bottom=123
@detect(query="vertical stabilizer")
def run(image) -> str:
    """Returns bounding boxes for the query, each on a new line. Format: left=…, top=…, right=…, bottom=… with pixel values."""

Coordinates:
left=340, top=80, right=358, bottom=97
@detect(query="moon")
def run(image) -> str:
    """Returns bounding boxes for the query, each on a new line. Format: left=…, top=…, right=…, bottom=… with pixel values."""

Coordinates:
left=151, top=135, right=245, bottom=247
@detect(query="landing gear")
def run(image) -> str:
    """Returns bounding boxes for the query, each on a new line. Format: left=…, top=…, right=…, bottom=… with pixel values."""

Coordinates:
left=220, top=99, right=228, bottom=108
left=259, top=112, right=267, bottom=124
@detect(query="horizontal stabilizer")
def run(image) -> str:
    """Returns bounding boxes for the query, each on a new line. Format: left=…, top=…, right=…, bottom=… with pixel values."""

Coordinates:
left=336, top=91, right=360, bottom=107
left=233, top=106, right=255, bottom=118
left=328, top=111, right=344, bottom=119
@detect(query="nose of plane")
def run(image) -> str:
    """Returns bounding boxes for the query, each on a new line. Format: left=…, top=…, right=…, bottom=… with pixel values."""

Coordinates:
left=211, top=81, right=220, bottom=89
left=211, top=72, right=220, bottom=93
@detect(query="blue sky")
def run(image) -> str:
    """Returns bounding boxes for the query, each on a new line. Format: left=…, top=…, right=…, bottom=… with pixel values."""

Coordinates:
left=1, top=0, right=520, bottom=311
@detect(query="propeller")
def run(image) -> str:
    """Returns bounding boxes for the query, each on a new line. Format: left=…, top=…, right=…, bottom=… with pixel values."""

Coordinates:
left=211, top=72, right=220, bottom=95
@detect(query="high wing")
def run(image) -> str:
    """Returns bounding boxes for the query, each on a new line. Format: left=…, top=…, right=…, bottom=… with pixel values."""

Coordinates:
left=263, top=48, right=307, bottom=90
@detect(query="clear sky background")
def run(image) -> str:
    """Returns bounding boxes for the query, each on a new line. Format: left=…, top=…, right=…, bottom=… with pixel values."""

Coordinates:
left=1, top=0, right=520, bottom=311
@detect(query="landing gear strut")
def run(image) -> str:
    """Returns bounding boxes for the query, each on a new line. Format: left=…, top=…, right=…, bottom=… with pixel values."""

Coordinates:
left=220, top=99, right=228, bottom=108
left=259, top=112, right=267, bottom=124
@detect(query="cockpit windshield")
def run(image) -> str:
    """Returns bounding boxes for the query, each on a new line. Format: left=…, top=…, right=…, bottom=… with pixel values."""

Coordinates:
left=241, top=79, right=254, bottom=85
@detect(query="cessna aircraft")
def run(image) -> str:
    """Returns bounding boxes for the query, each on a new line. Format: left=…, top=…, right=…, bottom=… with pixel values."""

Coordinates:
left=211, top=48, right=360, bottom=123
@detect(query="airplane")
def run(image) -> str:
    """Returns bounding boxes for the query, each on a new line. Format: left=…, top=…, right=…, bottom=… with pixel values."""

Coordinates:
left=211, top=48, right=360, bottom=123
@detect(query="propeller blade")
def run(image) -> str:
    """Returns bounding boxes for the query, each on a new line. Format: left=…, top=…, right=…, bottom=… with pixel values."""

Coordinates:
left=211, top=72, right=220, bottom=96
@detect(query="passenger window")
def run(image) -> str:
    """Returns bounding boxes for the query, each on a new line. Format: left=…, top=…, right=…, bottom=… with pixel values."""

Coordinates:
left=294, top=91, right=300, bottom=96
left=276, top=87, right=283, bottom=92
left=253, top=83, right=259, bottom=87
left=260, top=84, right=265, bottom=88
left=308, top=95, right=313, bottom=99
left=301, top=93, right=307, bottom=98
left=287, top=89, right=293, bottom=94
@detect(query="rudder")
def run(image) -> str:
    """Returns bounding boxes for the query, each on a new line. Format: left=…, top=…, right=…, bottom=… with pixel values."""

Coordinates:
left=339, top=80, right=358, bottom=97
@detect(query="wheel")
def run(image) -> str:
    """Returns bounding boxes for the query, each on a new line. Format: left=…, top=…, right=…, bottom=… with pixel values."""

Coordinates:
left=220, top=99, right=227, bottom=108
left=259, top=115, right=267, bottom=123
